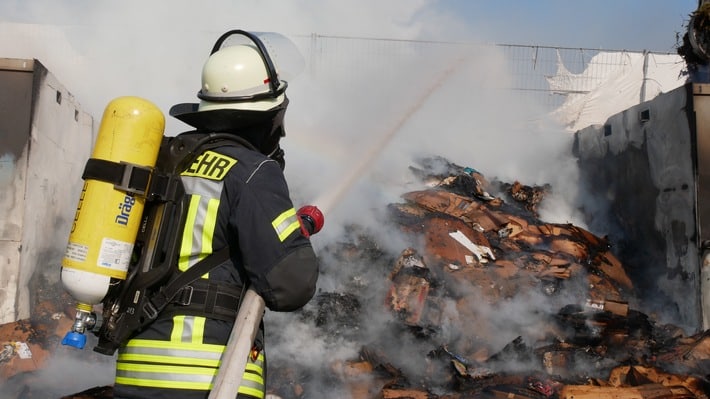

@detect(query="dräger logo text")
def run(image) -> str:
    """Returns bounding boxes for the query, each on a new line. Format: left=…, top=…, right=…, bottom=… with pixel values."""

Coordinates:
left=115, top=194, right=136, bottom=226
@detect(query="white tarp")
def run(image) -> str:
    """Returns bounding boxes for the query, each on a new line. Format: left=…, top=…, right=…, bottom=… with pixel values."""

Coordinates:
left=549, top=50, right=688, bottom=132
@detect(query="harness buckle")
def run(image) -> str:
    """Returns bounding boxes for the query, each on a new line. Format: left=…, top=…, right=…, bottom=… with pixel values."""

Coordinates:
left=175, top=285, right=194, bottom=306
left=143, top=301, right=159, bottom=320
left=117, top=162, right=152, bottom=196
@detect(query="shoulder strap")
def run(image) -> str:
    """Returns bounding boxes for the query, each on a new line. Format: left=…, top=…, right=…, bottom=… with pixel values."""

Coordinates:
left=143, top=247, right=231, bottom=319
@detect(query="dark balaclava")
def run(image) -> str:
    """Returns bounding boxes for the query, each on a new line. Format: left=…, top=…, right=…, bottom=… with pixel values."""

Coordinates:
left=169, top=96, right=289, bottom=169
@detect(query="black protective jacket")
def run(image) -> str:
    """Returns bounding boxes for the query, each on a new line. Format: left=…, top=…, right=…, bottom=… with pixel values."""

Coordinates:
left=113, top=132, right=319, bottom=399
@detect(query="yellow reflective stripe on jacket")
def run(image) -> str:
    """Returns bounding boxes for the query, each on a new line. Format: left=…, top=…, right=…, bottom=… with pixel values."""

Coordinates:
left=115, top=362, right=216, bottom=390
left=170, top=315, right=206, bottom=344
left=117, top=342, right=265, bottom=394
left=118, top=352, right=220, bottom=368
left=239, top=352, right=267, bottom=399
left=202, top=198, right=219, bottom=254
left=245, top=359, right=265, bottom=376
left=179, top=195, right=201, bottom=272
left=178, top=194, right=220, bottom=275
left=272, top=207, right=300, bottom=242
left=120, top=316, right=217, bottom=365
left=118, top=339, right=224, bottom=367
left=239, top=381, right=266, bottom=399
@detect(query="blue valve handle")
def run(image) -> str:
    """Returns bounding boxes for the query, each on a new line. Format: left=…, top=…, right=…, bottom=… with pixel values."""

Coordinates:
left=61, top=331, right=87, bottom=349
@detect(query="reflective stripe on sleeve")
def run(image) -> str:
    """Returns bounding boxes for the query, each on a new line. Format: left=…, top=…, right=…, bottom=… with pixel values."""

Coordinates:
left=272, top=207, right=300, bottom=242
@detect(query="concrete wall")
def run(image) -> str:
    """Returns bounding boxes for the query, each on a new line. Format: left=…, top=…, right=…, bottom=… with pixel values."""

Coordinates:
left=0, top=58, right=92, bottom=323
left=574, top=83, right=705, bottom=332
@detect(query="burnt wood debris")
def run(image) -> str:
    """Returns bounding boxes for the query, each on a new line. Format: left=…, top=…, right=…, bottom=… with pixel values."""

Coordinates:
left=1, top=156, right=709, bottom=399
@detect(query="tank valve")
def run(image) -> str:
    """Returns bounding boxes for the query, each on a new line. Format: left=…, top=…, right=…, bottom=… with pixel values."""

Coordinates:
left=61, top=303, right=97, bottom=349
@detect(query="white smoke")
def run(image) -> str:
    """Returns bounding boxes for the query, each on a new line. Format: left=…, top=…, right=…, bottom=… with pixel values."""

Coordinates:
left=0, top=1, right=694, bottom=398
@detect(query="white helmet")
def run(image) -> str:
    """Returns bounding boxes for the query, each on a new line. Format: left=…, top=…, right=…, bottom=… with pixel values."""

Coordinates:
left=197, top=31, right=287, bottom=112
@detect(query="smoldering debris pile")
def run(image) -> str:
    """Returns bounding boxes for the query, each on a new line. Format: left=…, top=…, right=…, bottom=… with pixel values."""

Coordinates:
left=3, top=156, right=710, bottom=399
left=266, top=157, right=710, bottom=399
left=0, top=276, right=115, bottom=399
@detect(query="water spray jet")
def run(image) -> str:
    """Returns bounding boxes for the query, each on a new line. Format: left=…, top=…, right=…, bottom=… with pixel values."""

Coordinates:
left=314, top=55, right=468, bottom=216
left=209, top=54, right=468, bottom=399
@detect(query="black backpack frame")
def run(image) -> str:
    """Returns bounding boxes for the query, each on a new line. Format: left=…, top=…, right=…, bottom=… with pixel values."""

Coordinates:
left=91, top=133, right=252, bottom=355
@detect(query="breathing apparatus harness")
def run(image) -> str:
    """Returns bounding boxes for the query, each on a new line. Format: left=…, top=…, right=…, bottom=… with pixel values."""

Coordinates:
left=87, top=133, right=253, bottom=356
left=84, top=30, right=294, bottom=355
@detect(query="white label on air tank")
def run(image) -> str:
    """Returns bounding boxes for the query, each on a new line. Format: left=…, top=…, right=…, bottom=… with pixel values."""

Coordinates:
left=97, top=237, right=133, bottom=272
left=64, top=242, right=89, bottom=262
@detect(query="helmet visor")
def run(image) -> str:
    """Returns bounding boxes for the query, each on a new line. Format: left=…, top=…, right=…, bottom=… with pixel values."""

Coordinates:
left=214, top=31, right=305, bottom=83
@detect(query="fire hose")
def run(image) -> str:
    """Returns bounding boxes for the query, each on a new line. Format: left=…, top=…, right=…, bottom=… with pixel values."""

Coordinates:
left=208, top=55, right=466, bottom=399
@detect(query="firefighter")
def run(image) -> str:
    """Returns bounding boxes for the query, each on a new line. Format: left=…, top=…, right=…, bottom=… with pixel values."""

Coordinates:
left=112, top=30, right=323, bottom=399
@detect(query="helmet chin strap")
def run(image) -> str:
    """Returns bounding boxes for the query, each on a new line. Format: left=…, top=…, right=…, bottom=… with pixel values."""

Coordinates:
left=267, top=144, right=285, bottom=170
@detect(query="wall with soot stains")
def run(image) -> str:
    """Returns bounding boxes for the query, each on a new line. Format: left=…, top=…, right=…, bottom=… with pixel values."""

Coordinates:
left=0, top=58, right=93, bottom=324
left=574, top=83, right=710, bottom=333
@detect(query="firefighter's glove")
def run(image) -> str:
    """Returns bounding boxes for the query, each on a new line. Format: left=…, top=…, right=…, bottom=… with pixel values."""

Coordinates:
left=297, top=205, right=324, bottom=238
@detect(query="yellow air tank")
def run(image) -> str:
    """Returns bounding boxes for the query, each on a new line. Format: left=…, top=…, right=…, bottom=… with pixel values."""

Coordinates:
left=60, top=97, right=164, bottom=348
